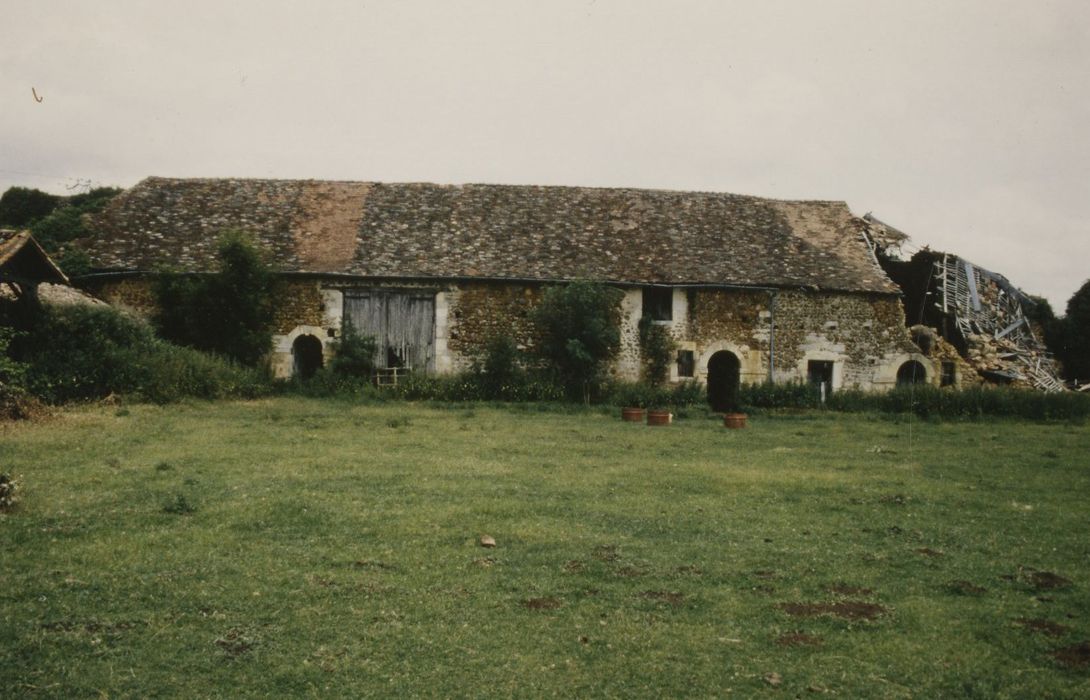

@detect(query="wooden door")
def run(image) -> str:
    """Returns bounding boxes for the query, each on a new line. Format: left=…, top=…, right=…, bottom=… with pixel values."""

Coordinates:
left=343, top=290, right=435, bottom=371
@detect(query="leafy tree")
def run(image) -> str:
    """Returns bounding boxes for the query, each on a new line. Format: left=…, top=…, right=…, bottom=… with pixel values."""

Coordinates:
left=638, top=315, right=676, bottom=386
left=29, top=187, right=121, bottom=254
left=530, top=280, right=623, bottom=402
left=1055, top=280, right=1090, bottom=384
left=154, top=233, right=277, bottom=366
left=0, top=187, right=61, bottom=227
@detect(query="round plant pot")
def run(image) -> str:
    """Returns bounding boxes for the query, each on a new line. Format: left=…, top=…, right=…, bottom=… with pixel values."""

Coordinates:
left=621, top=407, right=647, bottom=423
left=723, top=412, right=747, bottom=429
left=646, top=409, right=673, bottom=426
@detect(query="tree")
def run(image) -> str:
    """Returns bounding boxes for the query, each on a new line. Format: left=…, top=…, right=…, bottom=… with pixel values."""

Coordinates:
left=1055, top=280, right=1090, bottom=384
left=530, top=280, right=623, bottom=401
left=153, top=233, right=277, bottom=366
left=0, top=187, right=61, bottom=228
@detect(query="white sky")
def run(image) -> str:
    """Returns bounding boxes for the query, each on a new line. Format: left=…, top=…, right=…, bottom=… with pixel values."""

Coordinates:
left=2, top=0, right=1087, bottom=310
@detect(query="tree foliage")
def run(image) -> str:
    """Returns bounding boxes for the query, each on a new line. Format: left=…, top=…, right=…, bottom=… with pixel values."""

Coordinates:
left=638, top=315, right=676, bottom=386
left=1054, top=280, right=1090, bottom=384
left=153, top=233, right=277, bottom=366
left=0, top=187, right=61, bottom=227
left=530, top=280, right=623, bottom=401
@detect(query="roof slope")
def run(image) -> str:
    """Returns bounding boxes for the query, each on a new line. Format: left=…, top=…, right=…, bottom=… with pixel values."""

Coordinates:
left=0, top=229, right=69, bottom=285
left=83, top=177, right=899, bottom=294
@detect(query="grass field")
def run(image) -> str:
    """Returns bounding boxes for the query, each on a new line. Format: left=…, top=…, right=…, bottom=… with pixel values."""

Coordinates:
left=2, top=399, right=1089, bottom=698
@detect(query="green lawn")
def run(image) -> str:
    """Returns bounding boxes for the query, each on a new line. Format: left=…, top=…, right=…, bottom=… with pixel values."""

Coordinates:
left=2, top=399, right=1089, bottom=698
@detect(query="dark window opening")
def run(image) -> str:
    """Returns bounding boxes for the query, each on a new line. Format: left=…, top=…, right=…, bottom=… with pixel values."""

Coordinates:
left=677, top=350, right=694, bottom=378
left=807, top=360, right=834, bottom=393
left=642, top=287, right=672, bottom=321
left=292, top=334, right=324, bottom=380
left=940, top=361, right=956, bottom=387
left=897, top=360, right=927, bottom=386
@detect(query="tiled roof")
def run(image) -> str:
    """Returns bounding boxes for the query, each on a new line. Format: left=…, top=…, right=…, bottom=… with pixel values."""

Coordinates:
left=82, top=177, right=899, bottom=294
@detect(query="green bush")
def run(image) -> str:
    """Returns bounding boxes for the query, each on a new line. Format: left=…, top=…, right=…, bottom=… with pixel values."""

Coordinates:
left=0, top=472, right=19, bottom=511
left=738, top=380, right=1089, bottom=421
left=154, top=233, right=277, bottom=366
left=638, top=316, right=676, bottom=386
left=328, top=320, right=377, bottom=379
left=531, top=281, right=624, bottom=402
left=10, top=304, right=268, bottom=404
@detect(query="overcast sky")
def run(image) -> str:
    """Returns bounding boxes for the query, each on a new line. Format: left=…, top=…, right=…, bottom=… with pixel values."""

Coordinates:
left=3, top=0, right=1087, bottom=309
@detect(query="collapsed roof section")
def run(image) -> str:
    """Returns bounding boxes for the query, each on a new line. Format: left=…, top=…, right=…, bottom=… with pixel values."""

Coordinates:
left=933, top=253, right=1065, bottom=392
left=862, top=216, right=1066, bottom=392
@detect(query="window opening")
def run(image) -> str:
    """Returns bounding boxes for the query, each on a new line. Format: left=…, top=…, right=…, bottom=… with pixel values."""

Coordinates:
left=642, top=287, right=672, bottom=322
left=676, top=350, right=694, bottom=378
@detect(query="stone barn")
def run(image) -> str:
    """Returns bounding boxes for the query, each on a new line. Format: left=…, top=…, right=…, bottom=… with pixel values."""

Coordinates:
left=78, top=177, right=926, bottom=396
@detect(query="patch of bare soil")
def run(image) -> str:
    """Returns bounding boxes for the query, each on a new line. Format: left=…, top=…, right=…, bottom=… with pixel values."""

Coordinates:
left=946, top=580, right=987, bottom=596
left=753, top=570, right=777, bottom=579
left=593, top=545, right=620, bottom=562
left=827, top=583, right=874, bottom=596
left=563, top=559, right=585, bottom=573
left=778, top=601, right=887, bottom=621
left=776, top=631, right=823, bottom=647
left=615, top=565, right=647, bottom=578
left=1027, top=570, right=1072, bottom=591
left=879, top=494, right=909, bottom=505
left=1052, top=641, right=1090, bottom=669
left=471, top=557, right=496, bottom=568
left=639, top=590, right=685, bottom=606
left=915, top=547, right=943, bottom=557
left=675, top=565, right=703, bottom=575
left=523, top=596, right=562, bottom=610
left=1016, top=618, right=1071, bottom=637
left=215, top=628, right=255, bottom=658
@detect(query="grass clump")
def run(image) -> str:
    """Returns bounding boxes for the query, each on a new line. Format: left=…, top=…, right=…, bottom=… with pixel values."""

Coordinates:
left=161, top=493, right=196, bottom=515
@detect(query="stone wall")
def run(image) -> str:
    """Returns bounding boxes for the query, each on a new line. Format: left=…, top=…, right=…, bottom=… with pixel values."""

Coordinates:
left=687, top=289, right=922, bottom=390
left=79, top=275, right=925, bottom=388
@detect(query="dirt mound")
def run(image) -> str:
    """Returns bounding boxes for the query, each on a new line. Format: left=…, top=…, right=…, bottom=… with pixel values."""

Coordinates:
left=639, top=590, right=685, bottom=606
left=1052, top=641, right=1090, bottom=669
left=1016, top=618, right=1071, bottom=637
left=946, top=580, right=987, bottom=596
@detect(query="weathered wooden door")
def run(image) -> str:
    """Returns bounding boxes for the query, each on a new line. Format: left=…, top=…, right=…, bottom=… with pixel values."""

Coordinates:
left=343, top=290, right=435, bottom=371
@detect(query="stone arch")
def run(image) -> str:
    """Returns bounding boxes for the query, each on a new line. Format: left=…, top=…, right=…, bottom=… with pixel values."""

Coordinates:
left=292, top=334, right=324, bottom=379
left=874, top=353, right=933, bottom=388
left=707, top=350, right=742, bottom=412
left=896, top=360, right=928, bottom=386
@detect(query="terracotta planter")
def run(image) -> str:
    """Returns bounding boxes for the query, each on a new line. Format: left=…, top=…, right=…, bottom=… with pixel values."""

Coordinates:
left=646, top=409, right=673, bottom=426
left=621, top=407, right=647, bottom=423
left=723, top=412, right=747, bottom=429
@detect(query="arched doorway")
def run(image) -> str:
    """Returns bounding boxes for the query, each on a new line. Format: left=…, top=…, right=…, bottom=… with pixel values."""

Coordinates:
left=292, top=334, right=324, bottom=380
left=896, top=360, right=927, bottom=386
left=707, top=351, right=741, bottom=412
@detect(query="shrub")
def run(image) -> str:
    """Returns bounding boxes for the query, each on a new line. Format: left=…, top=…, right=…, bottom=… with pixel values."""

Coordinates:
left=154, top=233, right=277, bottom=366
left=530, top=281, right=624, bottom=402
left=0, top=473, right=20, bottom=512
left=638, top=316, right=676, bottom=386
left=328, top=320, right=377, bottom=379
left=11, top=304, right=268, bottom=404
left=472, top=335, right=531, bottom=400
left=162, top=493, right=196, bottom=515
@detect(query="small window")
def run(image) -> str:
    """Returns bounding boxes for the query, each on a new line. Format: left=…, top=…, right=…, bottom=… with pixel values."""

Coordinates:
left=808, top=360, right=834, bottom=393
left=941, top=361, right=956, bottom=387
left=642, top=287, right=672, bottom=321
left=677, top=350, right=694, bottom=378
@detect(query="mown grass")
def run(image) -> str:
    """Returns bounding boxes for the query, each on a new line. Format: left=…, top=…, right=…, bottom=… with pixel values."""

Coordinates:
left=2, top=399, right=1089, bottom=697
